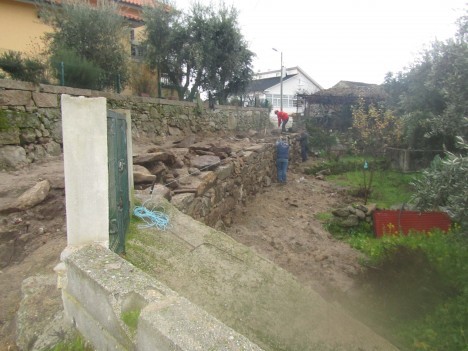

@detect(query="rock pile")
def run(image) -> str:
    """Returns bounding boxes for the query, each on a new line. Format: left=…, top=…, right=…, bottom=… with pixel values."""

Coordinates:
left=133, top=134, right=300, bottom=228
left=331, top=203, right=377, bottom=228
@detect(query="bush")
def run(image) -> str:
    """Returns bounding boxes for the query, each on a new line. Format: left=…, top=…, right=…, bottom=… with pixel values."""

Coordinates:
left=411, top=137, right=468, bottom=231
left=129, top=63, right=157, bottom=97
left=50, top=48, right=103, bottom=90
left=0, top=50, right=46, bottom=84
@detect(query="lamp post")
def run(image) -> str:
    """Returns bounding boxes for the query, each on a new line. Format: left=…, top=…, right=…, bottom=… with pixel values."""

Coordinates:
left=272, top=48, right=283, bottom=111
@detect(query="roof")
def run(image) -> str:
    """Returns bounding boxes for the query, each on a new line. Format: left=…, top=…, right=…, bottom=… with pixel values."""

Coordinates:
left=302, top=80, right=386, bottom=105
left=120, top=0, right=156, bottom=5
left=254, top=66, right=323, bottom=91
left=246, top=74, right=297, bottom=93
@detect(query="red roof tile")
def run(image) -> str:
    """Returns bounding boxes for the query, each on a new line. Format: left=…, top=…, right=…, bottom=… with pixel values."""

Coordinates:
left=120, top=0, right=156, bottom=6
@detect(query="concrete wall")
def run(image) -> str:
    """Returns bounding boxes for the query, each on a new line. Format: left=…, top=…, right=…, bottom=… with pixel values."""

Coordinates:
left=0, top=79, right=270, bottom=170
left=60, top=244, right=263, bottom=351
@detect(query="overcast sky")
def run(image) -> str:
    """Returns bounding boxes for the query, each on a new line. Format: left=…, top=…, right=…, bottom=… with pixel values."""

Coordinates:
left=174, top=0, right=466, bottom=89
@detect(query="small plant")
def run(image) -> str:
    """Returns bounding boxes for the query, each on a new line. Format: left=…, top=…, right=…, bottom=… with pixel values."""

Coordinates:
left=44, top=333, right=93, bottom=351
left=121, top=309, right=141, bottom=331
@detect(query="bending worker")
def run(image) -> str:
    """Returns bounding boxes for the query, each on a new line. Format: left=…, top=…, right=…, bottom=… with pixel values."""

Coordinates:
left=275, top=110, right=289, bottom=133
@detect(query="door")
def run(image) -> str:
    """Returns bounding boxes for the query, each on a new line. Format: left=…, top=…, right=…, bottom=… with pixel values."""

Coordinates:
left=107, top=110, right=129, bottom=254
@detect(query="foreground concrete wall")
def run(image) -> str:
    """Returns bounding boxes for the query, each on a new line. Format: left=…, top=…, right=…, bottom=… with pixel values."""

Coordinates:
left=61, top=244, right=263, bottom=351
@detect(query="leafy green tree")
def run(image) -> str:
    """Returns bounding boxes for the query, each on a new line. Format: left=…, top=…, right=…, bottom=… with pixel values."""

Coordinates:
left=384, top=10, right=468, bottom=152
left=142, top=1, right=191, bottom=99
left=143, top=1, right=254, bottom=102
left=39, top=0, right=129, bottom=91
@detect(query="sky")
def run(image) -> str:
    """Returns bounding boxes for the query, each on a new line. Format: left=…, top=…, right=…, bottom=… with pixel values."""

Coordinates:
left=173, top=0, right=466, bottom=89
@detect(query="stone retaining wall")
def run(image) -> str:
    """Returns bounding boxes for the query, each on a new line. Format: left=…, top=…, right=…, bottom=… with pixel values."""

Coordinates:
left=0, top=79, right=270, bottom=170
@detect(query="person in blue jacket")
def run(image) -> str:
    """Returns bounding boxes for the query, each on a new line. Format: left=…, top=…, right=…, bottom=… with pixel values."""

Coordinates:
left=276, top=136, right=290, bottom=184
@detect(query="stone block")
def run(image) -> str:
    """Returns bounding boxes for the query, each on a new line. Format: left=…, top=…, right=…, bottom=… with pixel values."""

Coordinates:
left=0, top=90, right=32, bottom=106
left=0, top=128, right=20, bottom=145
left=33, top=92, right=58, bottom=108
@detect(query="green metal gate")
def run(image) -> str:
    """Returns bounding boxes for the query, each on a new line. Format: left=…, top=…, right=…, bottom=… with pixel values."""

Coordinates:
left=107, top=111, right=130, bottom=254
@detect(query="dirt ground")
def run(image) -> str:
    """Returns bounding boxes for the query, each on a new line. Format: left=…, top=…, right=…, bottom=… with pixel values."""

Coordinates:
left=0, top=139, right=364, bottom=350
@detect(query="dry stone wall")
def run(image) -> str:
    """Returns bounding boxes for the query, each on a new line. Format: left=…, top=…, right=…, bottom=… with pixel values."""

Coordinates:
left=0, top=79, right=269, bottom=170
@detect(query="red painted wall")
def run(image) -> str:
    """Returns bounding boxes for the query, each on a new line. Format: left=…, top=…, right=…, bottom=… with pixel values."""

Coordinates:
left=373, top=210, right=452, bottom=237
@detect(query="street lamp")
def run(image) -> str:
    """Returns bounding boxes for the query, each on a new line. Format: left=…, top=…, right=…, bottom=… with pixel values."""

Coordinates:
left=272, top=48, right=283, bottom=111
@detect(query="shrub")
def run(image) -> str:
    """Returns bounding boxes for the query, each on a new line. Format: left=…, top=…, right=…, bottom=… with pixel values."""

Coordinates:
left=50, top=48, right=103, bottom=90
left=0, top=50, right=46, bottom=84
left=411, top=137, right=468, bottom=230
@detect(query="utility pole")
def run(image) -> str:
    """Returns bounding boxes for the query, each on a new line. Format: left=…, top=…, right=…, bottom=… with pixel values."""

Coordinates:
left=272, top=48, right=283, bottom=111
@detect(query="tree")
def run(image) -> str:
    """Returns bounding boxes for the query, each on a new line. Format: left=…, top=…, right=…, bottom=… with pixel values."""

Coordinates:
left=351, top=98, right=403, bottom=156
left=383, top=10, right=468, bottom=152
left=39, top=0, right=129, bottom=91
left=143, top=1, right=254, bottom=102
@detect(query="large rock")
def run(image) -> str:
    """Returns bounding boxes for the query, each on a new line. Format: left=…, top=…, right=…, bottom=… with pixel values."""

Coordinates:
left=0, top=145, right=28, bottom=169
left=13, top=180, right=50, bottom=211
left=133, top=151, right=175, bottom=166
left=196, top=171, right=218, bottom=196
left=190, top=155, right=221, bottom=171
left=0, top=128, right=20, bottom=145
left=133, top=165, right=156, bottom=184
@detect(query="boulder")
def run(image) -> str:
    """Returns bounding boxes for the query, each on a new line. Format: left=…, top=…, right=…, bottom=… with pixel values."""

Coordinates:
left=14, top=180, right=50, bottom=211
left=332, top=208, right=350, bottom=218
left=339, top=215, right=359, bottom=227
left=133, top=165, right=156, bottom=184
left=0, top=145, right=28, bottom=170
left=190, top=155, right=221, bottom=171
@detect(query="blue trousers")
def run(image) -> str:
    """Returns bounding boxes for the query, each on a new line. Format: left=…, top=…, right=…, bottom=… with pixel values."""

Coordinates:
left=276, top=158, right=288, bottom=183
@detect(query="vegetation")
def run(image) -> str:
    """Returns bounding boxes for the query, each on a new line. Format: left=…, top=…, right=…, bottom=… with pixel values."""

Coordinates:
left=50, top=48, right=103, bottom=90
left=351, top=97, right=403, bottom=156
left=121, top=309, right=141, bottom=332
left=410, top=137, right=468, bottom=230
left=320, top=156, right=467, bottom=351
left=44, top=332, right=93, bottom=351
left=39, top=0, right=129, bottom=91
left=383, top=10, right=467, bottom=153
left=0, top=50, right=46, bottom=84
left=143, top=0, right=254, bottom=102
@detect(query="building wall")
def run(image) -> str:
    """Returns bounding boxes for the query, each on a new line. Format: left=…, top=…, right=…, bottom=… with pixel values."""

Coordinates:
left=0, top=0, right=52, bottom=55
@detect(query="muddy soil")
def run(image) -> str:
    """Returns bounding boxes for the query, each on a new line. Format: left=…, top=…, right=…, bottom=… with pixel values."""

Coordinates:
left=0, top=141, right=364, bottom=350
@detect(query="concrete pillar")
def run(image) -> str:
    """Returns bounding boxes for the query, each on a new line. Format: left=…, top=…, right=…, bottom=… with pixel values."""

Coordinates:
left=61, top=95, right=109, bottom=248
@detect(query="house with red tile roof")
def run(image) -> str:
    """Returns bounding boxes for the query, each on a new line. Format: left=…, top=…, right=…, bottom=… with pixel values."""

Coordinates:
left=0, top=0, right=174, bottom=97
left=0, top=0, right=156, bottom=55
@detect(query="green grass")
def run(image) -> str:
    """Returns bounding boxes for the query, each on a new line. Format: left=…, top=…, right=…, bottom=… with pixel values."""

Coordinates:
left=328, top=169, right=417, bottom=208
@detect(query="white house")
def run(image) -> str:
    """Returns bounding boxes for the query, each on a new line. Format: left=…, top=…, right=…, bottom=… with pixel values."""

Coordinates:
left=245, top=66, right=323, bottom=117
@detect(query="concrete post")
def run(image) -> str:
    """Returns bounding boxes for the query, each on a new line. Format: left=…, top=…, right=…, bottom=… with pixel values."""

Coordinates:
left=61, top=95, right=109, bottom=248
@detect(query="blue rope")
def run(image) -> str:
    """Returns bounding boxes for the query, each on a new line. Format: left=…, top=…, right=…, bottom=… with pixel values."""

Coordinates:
left=133, top=205, right=170, bottom=230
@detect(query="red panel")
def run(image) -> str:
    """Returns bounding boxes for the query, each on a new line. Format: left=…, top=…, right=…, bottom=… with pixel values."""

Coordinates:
left=373, top=210, right=452, bottom=238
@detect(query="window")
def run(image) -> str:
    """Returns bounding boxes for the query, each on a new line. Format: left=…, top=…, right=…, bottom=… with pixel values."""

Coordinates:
left=265, top=94, right=294, bottom=108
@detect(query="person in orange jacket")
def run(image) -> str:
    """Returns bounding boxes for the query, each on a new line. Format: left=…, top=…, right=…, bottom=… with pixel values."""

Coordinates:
left=275, top=110, right=289, bottom=132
